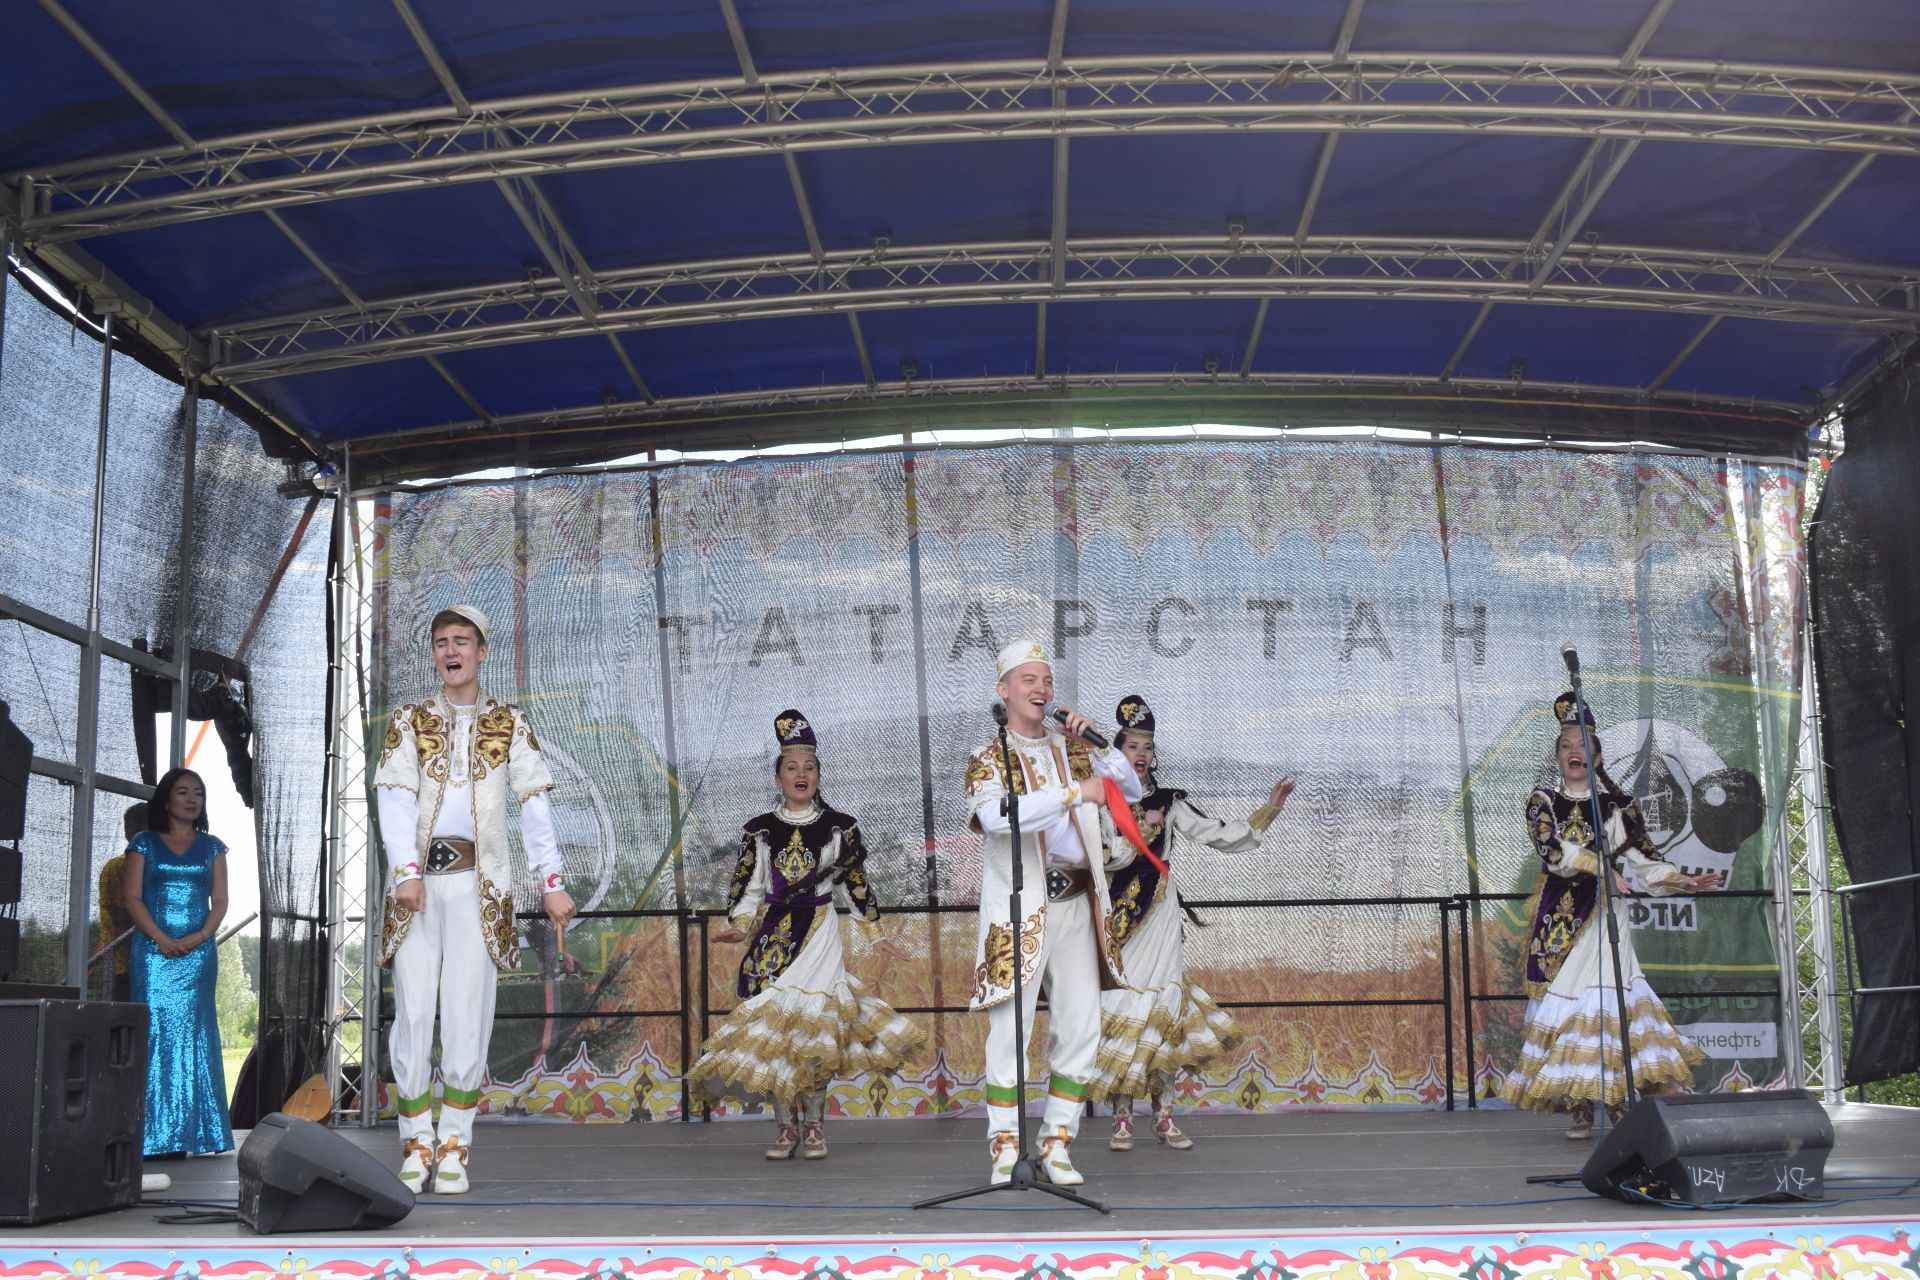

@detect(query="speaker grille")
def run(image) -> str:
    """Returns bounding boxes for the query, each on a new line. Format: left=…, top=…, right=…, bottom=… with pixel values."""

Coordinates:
left=0, top=1003, right=44, bottom=1213
left=0, top=1000, right=147, bottom=1224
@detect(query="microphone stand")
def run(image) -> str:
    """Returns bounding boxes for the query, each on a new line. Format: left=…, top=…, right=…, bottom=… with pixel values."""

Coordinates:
left=914, top=703, right=1108, bottom=1214
left=1569, top=672, right=1638, bottom=1133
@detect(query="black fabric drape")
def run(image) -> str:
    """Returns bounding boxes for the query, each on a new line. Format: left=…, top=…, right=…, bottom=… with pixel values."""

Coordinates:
left=1811, top=353, right=1920, bottom=1086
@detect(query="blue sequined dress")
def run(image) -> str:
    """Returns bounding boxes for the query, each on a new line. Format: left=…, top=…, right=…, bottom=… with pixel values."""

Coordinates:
left=130, top=831, right=234, bottom=1156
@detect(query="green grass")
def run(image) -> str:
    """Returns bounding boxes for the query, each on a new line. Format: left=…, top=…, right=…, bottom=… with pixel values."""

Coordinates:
left=223, top=1044, right=253, bottom=1106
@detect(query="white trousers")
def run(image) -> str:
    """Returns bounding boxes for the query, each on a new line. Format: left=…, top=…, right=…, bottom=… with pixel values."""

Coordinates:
left=984, top=891, right=1101, bottom=1139
left=390, top=870, right=498, bottom=1147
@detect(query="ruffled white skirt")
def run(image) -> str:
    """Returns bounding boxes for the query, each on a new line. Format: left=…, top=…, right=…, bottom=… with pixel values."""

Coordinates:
left=687, top=914, right=922, bottom=1107
left=1500, top=897, right=1704, bottom=1111
left=1089, top=885, right=1241, bottom=1101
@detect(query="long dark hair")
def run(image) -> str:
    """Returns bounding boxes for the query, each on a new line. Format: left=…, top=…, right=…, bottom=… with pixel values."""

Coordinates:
left=148, top=767, right=211, bottom=833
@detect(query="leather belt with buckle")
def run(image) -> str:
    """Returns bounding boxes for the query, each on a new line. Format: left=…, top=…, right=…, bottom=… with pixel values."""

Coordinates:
left=425, top=838, right=477, bottom=874
left=1045, top=865, right=1091, bottom=902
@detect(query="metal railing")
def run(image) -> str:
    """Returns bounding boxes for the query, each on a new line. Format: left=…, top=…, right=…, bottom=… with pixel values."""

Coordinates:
left=346, top=887, right=1787, bottom=1123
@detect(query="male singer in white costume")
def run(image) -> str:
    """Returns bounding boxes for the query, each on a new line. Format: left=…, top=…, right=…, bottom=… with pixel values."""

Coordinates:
left=964, top=639, right=1143, bottom=1186
left=373, top=605, right=576, bottom=1194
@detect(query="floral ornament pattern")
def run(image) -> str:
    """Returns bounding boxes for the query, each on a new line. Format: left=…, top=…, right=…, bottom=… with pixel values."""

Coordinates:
left=379, top=718, right=404, bottom=767
left=1528, top=887, right=1585, bottom=993
left=9, top=1218, right=1910, bottom=1280
left=477, top=872, right=520, bottom=971
left=473, top=704, right=517, bottom=775
left=972, top=909, right=1044, bottom=1003
left=964, top=746, right=1029, bottom=798
left=740, top=912, right=798, bottom=995
left=408, top=702, right=447, bottom=773
left=725, top=830, right=758, bottom=913
left=1064, top=737, right=1093, bottom=782
left=774, top=826, right=815, bottom=883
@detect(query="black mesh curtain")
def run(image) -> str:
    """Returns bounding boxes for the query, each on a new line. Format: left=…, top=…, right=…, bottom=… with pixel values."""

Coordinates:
left=1811, top=353, right=1920, bottom=1086
left=183, top=406, right=331, bottom=1116
left=0, top=272, right=329, bottom=1104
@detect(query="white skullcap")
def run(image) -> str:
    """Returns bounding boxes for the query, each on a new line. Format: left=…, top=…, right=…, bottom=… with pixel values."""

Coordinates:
left=995, top=638, right=1051, bottom=680
left=442, top=604, right=491, bottom=642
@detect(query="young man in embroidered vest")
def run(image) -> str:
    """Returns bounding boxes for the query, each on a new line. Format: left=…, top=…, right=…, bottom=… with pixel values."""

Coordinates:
left=374, top=605, right=575, bottom=1194
left=964, top=638, right=1143, bottom=1187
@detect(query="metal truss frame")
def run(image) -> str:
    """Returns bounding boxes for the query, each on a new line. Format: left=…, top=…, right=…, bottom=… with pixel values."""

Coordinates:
left=1785, top=622, right=1846, bottom=1099
left=204, top=234, right=1920, bottom=382
left=323, top=479, right=382, bottom=1124
left=13, top=55, right=1920, bottom=243
left=342, top=367, right=1814, bottom=459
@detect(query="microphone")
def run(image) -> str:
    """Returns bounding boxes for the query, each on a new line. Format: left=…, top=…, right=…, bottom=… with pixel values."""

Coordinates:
left=1562, top=644, right=1580, bottom=677
left=991, top=700, right=1009, bottom=727
left=1049, top=706, right=1110, bottom=749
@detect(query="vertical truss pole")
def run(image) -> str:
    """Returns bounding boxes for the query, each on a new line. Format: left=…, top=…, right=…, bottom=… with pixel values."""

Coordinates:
left=1770, top=773, right=1806, bottom=1089
left=66, top=306, right=115, bottom=987
left=325, top=452, right=376, bottom=1123
left=1740, top=462, right=1803, bottom=1088
left=364, top=492, right=391, bottom=1124
left=354, top=491, right=380, bottom=1126
left=324, top=486, right=352, bottom=1119
left=1790, top=619, right=1844, bottom=1099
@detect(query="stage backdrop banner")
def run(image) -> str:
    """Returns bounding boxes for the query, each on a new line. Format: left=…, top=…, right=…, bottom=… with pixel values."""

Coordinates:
left=367, top=441, right=1807, bottom=1121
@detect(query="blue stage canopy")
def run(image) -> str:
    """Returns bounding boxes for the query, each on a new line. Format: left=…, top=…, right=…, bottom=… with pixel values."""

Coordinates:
left=3, top=0, right=1917, bottom=475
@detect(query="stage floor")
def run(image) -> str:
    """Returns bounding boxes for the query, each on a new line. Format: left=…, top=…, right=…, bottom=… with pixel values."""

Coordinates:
left=25, top=1101, right=1920, bottom=1241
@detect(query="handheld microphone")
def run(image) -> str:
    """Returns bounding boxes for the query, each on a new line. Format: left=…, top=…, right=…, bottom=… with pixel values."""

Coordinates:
left=1049, top=706, right=1110, bottom=749
left=991, top=700, right=1009, bottom=727
left=1561, top=644, right=1580, bottom=677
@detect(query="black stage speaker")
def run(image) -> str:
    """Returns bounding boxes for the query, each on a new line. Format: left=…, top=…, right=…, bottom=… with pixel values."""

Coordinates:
left=1581, top=1089, right=1834, bottom=1205
left=237, top=1113, right=413, bottom=1233
left=0, top=999, right=146, bottom=1224
left=0, top=699, right=29, bottom=843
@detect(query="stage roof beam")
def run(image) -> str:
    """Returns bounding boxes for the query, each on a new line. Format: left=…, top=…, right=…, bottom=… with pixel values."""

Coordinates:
left=390, top=0, right=655, bottom=403
left=1440, top=2, right=1676, bottom=382
left=1620, top=0, right=1678, bottom=71
left=1332, top=0, right=1368, bottom=61
left=718, top=0, right=874, bottom=388
left=330, top=368, right=1816, bottom=487
left=1244, top=53, right=1351, bottom=380
left=1650, top=108, right=1917, bottom=396
left=14, top=55, right=1920, bottom=244
left=1038, top=0, right=1071, bottom=377
left=35, top=0, right=494, bottom=423
left=203, top=235, right=1919, bottom=383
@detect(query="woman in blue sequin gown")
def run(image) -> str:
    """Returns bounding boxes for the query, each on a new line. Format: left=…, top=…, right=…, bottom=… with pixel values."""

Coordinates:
left=122, top=768, right=234, bottom=1157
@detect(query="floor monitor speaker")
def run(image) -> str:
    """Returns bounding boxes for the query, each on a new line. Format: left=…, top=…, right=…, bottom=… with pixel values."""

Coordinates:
left=1580, top=1089, right=1833, bottom=1205
left=237, top=1112, right=413, bottom=1233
